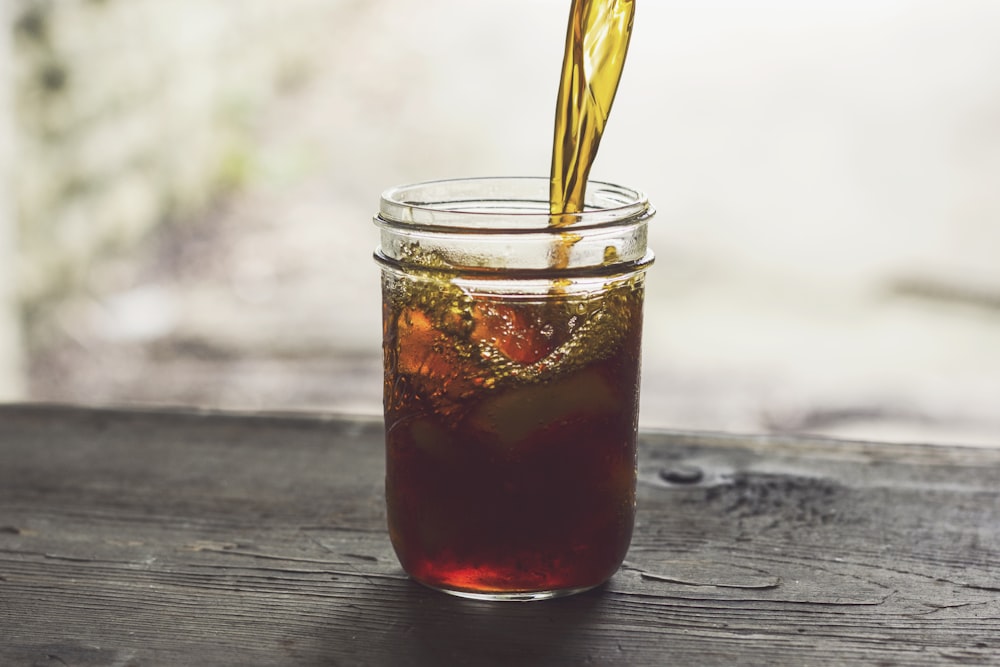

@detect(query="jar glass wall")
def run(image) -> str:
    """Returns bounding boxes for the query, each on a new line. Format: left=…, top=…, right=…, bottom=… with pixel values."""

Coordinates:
left=374, top=177, right=654, bottom=600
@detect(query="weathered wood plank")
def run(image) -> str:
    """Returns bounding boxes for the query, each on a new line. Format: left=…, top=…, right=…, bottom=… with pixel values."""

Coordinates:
left=0, top=405, right=998, bottom=666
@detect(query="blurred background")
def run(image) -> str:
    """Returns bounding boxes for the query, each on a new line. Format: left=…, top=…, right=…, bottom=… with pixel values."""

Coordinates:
left=1, top=0, right=998, bottom=445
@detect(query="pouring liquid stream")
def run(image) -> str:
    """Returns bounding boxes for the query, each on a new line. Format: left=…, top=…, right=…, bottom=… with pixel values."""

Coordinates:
left=549, top=0, right=636, bottom=269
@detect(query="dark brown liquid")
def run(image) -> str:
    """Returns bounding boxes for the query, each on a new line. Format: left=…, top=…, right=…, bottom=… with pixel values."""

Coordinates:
left=382, top=275, right=643, bottom=594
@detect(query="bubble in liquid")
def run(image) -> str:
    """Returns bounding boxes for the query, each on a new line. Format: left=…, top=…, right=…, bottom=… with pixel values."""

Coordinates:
left=383, top=253, right=642, bottom=421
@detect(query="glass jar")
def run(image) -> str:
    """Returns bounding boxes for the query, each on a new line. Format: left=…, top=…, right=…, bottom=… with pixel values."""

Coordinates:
left=374, top=177, right=654, bottom=600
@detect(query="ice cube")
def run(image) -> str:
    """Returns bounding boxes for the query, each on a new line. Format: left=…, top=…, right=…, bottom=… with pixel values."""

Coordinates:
left=395, top=307, right=480, bottom=415
left=464, top=367, right=619, bottom=449
left=470, top=301, right=559, bottom=365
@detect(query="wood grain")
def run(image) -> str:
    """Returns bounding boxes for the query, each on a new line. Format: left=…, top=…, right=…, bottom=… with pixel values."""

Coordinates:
left=1, top=405, right=998, bottom=666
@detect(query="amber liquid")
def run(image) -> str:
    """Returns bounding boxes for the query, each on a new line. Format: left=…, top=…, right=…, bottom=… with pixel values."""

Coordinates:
left=383, top=1, right=640, bottom=597
left=383, top=276, right=644, bottom=595
left=550, top=0, right=635, bottom=218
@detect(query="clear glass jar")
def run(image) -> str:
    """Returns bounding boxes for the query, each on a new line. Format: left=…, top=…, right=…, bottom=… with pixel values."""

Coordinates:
left=374, top=177, right=654, bottom=600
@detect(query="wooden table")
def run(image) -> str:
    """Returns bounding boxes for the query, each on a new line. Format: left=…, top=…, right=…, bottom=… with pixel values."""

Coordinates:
left=1, top=405, right=998, bottom=666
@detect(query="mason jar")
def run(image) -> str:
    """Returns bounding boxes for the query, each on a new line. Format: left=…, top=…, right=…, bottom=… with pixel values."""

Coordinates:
left=374, top=177, right=654, bottom=600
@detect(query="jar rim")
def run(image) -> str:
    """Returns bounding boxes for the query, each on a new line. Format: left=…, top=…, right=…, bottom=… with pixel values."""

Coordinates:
left=377, top=176, right=651, bottom=233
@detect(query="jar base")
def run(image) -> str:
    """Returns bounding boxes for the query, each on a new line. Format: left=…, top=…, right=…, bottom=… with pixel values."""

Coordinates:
left=418, top=580, right=601, bottom=602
